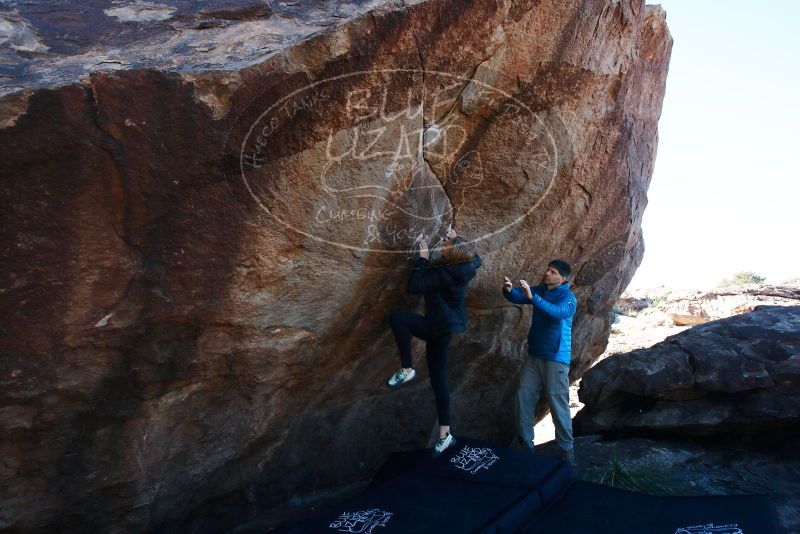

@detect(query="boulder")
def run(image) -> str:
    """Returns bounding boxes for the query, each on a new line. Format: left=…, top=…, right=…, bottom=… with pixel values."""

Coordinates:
left=575, top=306, right=800, bottom=437
left=0, top=0, right=671, bottom=530
left=602, top=283, right=800, bottom=359
left=614, top=287, right=658, bottom=314
left=661, top=283, right=800, bottom=326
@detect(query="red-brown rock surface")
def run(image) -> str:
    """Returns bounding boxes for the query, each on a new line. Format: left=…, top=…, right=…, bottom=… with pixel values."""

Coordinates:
left=0, top=0, right=671, bottom=530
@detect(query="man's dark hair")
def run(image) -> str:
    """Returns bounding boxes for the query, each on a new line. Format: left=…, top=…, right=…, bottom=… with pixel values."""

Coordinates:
left=549, top=259, right=572, bottom=279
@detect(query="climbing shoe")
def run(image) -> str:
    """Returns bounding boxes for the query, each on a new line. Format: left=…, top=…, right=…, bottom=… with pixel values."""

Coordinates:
left=387, top=368, right=416, bottom=388
left=433, top=433, right=456, bottom=457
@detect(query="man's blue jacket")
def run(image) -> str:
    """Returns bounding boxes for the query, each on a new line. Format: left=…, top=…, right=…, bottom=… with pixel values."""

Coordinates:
left=503, top=282, right=577, bottom=365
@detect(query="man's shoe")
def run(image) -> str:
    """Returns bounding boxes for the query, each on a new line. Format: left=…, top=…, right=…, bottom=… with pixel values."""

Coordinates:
left=387, top=368, right=416, bottom=388
left=433, top=433, right=456, bottom=457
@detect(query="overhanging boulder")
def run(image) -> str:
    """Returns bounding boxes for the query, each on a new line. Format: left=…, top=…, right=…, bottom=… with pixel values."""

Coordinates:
left=0, top=0, right=671, bottom=530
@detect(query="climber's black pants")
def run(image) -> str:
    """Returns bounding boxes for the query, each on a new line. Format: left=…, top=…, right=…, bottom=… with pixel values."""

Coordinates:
left=389, top=311, right=452, bottom=426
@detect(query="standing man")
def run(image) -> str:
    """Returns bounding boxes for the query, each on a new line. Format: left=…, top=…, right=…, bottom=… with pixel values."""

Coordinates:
left=502, top=260, right=577, bottom=463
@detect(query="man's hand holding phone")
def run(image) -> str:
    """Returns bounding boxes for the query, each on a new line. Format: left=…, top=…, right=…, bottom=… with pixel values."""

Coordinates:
left=503, top=276, right=513, bottom=292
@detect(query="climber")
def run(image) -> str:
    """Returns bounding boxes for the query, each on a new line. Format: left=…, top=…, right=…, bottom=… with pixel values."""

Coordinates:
left=502, top=260, right=577, bottom=464
left=386, top=226, right=483, bottom=457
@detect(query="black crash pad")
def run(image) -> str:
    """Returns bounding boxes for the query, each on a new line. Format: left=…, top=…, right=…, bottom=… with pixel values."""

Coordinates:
left=522, top=480, right=780, bottom=534
left=282, top=438, right=779, bottom=534
left=286, top=438, right=569, bottom=533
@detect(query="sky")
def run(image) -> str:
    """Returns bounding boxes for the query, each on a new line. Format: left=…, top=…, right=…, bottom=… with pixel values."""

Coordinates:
left=627, top=0, right=800, bottom=289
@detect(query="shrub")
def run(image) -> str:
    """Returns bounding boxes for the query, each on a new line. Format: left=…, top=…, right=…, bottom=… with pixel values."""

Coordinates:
left=590, top=457, right=674, bottom=496
left=717, top=271, right=766, bottom=288
left=649, top=294, right=668, bottom=307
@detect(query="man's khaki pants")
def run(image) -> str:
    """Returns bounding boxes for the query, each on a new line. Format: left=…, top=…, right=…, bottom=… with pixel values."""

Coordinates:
left=516, top=355, right=574, bottom=452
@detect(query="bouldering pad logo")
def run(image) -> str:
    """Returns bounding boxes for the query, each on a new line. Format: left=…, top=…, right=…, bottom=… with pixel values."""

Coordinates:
left=674, top=523, right=743, bottom=534
left=226, top=67, right=563, bottom=253
left=330, top=508, right=392, bottom=533
left=450, top=444, right=500, bottom=474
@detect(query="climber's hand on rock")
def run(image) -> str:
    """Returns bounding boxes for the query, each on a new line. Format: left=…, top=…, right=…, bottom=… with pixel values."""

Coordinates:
left=418, top=237, right=429, bottom=259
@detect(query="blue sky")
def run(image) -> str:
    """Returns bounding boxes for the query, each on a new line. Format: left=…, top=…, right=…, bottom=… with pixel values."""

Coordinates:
left=628, top=0, right=800, bottom=289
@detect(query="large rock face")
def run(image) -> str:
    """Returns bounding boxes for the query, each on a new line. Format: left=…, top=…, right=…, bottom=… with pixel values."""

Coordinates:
left=0, top=0, right=671, bottom=531
left=575, top=306, right=800, bottom=437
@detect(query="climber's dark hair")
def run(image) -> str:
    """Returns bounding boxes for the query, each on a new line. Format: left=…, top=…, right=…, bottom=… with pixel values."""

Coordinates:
left=549, top=259, right=572, bottom=279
